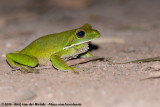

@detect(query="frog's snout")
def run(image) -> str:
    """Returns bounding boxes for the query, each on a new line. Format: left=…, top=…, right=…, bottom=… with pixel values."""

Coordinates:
left=92, top=30, right=100, bottom=38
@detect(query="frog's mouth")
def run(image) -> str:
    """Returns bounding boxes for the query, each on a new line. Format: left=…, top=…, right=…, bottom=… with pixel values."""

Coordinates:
left=63, top=39, right=94, bottom=50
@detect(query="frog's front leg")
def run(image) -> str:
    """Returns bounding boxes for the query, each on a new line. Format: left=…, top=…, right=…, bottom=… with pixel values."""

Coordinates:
left=80, top=52, right=94, bottom=58
left=50, top=54, right=77, bottom=73
left=6, top=53, right=39, bottom=73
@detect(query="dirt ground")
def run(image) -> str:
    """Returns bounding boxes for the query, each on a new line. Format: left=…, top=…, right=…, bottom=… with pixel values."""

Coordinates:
left=1, top=0, right=160, bottom=107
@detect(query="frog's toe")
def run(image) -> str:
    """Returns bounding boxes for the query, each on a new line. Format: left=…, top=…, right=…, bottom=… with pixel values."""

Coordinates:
left=32, top=68, right=40, bottom=74
left=70, top=67, right=79, bottom=74
left=72, top=70, right=79, bottom=74
left=11, top=66, right=20, bottom=71
left=20, top=67, right=39, bottom=74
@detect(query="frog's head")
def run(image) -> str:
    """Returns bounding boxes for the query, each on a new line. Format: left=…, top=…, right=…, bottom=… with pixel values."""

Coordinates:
left=64, top=24, right=100, bottom=49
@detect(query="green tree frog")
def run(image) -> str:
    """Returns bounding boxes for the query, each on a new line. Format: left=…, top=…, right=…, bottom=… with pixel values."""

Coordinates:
left=6, top=24, right=100, bottom=73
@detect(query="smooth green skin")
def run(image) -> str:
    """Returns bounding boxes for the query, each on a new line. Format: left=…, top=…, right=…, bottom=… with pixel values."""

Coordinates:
left=6, top=24, right=100, bottom=73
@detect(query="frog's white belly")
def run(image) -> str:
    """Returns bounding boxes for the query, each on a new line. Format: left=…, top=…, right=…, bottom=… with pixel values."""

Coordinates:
left=38, top=43, right=89, bottom=66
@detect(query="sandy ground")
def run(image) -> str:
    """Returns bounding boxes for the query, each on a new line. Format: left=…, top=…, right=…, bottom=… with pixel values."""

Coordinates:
left=1, top=0, right=160, bottom=107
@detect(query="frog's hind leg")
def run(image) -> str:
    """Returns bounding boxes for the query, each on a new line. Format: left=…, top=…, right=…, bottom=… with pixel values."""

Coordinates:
left=6, top=53, right=39, bottom=73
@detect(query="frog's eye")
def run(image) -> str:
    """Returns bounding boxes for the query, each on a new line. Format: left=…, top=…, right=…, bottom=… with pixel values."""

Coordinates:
left=76, top=29, right=85, bottom=38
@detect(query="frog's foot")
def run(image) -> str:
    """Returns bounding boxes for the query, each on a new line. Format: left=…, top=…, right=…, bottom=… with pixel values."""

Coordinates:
left=57, top=66, right=79, bottom=74
left=19, top=66, right=39, bottom=74
left=11, top=66, right=39, bottom=73
left=71, top=67, right=80, bottom=74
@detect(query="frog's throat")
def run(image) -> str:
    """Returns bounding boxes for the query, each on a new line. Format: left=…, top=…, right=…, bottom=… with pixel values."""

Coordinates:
left=63, top=39, right=94, bottom=50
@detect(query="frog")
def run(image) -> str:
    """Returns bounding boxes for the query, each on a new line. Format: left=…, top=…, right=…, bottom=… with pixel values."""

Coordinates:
left=6, top=24, right=100, bottom=73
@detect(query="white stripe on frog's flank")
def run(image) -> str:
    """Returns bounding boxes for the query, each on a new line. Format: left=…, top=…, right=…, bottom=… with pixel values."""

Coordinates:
left=63, top=39, right=94, bottom=50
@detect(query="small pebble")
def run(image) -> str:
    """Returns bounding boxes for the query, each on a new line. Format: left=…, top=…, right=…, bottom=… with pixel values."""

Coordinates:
left=5, top=43, right=12, bottom=48
left=2, top=54, right=6, bottom=58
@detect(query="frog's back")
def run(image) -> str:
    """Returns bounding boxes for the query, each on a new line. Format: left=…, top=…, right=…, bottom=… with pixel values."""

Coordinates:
left=20, top=33, right=68, bottom=58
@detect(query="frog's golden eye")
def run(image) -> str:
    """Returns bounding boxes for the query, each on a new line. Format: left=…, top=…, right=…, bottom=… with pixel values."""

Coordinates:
left=76, top=29, right=85, bottom=38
